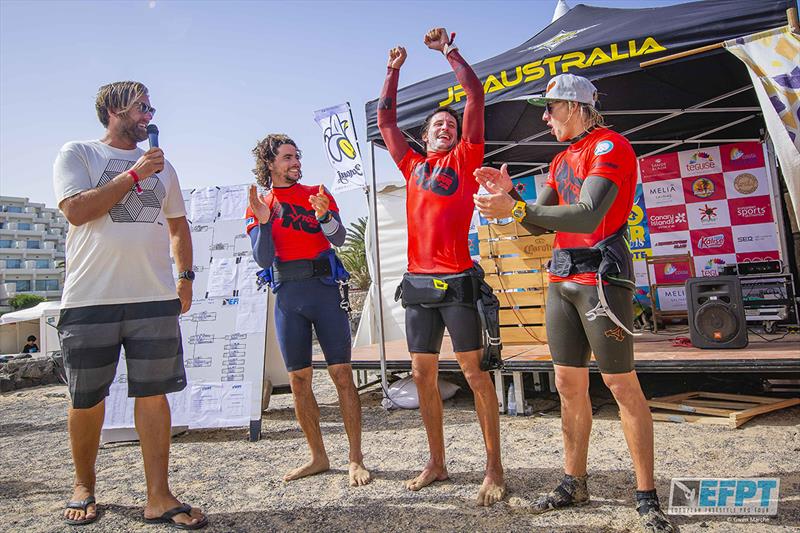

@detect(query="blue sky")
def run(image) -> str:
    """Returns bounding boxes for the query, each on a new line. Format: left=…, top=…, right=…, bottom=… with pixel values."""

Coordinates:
left=1, top=0, right=679, bottom=226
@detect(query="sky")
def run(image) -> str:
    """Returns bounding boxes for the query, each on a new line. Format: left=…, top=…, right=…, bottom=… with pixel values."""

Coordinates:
left=0, top=0, right=680, bottom=227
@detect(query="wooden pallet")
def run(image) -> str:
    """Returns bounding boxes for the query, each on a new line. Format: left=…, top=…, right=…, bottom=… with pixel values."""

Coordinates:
left=478, top=222, right=554, bottom=345
left=647, top=391, right=800, bottom=429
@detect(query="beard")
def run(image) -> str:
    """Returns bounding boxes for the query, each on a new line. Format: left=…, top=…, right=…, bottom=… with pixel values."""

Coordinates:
left=120, top=119, right=148, bottom=145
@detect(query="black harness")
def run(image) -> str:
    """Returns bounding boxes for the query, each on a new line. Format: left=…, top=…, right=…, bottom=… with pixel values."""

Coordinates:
left=395, top=264, right=503, bottom=371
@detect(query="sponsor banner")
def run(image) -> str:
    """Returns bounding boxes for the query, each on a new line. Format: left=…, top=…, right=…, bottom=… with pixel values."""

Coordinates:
left=686, top=199, right=732, bottom=230
left=693, top=254, right=736, bottom=278
left=736, top=250, right=780, bottom=263
left=668, top=477, right=779, bottom=516
left=728, top=195, right=774, bottom=226
left=682, top=173, right=727, bottom=204
left=656, top=286, right=686, bottom=312
left=647, top=204, right=689, bottom=233
left=653, top=260, right=693, bottom=284
left=723, top=167, right=769, bottom=199
left=639, top=152, right=681, bottom=182
left=651, top=230, right=691, bottom=256
left=628, top=184, right=651, bottom=250
left=720, top=141, right=765, bottom=172
left=690, top=227, right=735, bottom=256
left=643, top=177, right=685, bottom=207
left=677, top=146, right=722, bottom=177
left=631, top=247, right=652, bottom=263
left=313, top=103, right=366, bottom=194
left=732, top=223, right=779, bottom=254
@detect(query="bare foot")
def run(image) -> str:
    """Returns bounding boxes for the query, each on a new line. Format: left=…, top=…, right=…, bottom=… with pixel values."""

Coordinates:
left=144, top=496, right=206, bottom=529
left=349, top=462, right=372, bottom=487
left=405, top=462, right=449, bottom=491
left=64, top=484, right=96, bottom=524
left=283, top=456, right=330, bottom=481
left=476, top=473, right=507, bottom=506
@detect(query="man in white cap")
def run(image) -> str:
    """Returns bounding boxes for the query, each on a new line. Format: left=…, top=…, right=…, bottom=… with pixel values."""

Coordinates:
left=473, top=73, right=674, bottom=533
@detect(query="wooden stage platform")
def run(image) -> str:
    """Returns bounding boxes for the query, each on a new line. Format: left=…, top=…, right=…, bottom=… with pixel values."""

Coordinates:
left=313, top=332, right=800, bottom=373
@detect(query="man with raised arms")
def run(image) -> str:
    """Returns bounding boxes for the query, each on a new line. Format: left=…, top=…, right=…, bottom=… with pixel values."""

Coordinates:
left=377, top=27, right=505, bottom=506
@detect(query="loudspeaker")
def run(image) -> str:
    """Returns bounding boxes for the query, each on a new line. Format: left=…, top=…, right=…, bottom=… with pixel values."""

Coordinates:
left=685, top=276, right=748, bottom=349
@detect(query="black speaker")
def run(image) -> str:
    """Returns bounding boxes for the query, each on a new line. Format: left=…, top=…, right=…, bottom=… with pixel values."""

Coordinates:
left=685, top=276, right=748, bottom=349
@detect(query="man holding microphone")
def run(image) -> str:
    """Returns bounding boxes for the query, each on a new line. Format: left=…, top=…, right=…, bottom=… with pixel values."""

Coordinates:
left=54, top=81, right=206, bottom=529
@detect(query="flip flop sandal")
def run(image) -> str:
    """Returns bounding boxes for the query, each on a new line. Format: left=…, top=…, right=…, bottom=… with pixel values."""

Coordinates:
left=64, top=496, right=99, bottom=526
left=144, top=503, right=208, bottom=530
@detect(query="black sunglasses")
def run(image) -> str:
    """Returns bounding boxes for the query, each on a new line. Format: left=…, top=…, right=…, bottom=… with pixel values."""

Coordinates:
left=545, top=101, right=565, bottom=114
left=133, top=102, right=156, bottom=116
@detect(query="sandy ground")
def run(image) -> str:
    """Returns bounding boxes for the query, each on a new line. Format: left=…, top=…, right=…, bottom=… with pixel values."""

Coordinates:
left=1, top=373, right=798, bottom=533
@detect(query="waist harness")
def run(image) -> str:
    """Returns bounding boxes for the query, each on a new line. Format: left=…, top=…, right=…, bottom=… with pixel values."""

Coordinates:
left=394, top=263, right=503, bottom=371
left=547, top=224, right=640, bottom=337
left=256, top=252, right=351, bottom=314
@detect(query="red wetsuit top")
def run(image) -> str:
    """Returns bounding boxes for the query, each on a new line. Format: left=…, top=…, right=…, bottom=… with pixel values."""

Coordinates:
left=377, top=48, right=485, bottom=274
left=545, top=128, right=637, bottom=285
left=245, top=183, right=338, bottom=261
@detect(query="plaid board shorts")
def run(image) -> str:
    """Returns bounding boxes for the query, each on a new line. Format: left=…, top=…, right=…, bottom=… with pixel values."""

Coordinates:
left=57, top=299, right=187, bottom=409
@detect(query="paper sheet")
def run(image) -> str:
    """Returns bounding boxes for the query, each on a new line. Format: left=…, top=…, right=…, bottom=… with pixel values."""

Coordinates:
left=103, top=383, right=135, bottom=429
left=235, top=295, right=267, bottom=334
left=207, top=257, right=237, bottom=298
left=189, top=187, right=219, bottom=223
left=218, top=185, right=249, bottom=221
left=189, top=382, right=251, bottom=429
left=236, top=256, right=263, bottom=297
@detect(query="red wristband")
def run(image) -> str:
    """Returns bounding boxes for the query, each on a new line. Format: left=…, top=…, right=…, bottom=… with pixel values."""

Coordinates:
left=129, top=169, right=142, bottom=193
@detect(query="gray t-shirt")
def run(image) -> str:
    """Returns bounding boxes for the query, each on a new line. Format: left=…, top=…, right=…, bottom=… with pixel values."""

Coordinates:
left=53, top=140, right=186, bottom=309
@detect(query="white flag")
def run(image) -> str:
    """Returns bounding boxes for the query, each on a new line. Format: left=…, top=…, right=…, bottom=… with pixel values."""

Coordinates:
left=313, top=103, right=366, bottom=194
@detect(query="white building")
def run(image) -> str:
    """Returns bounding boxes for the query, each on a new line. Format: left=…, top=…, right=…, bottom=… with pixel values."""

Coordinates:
left=0, top=196, right=67, bottom=313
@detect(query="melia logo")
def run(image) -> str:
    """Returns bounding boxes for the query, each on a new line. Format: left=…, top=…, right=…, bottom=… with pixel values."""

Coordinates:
left=686, top=151, right=716, bottom=172
left=648, top=183, right=677, bottom=195
left=698, top=234, right=725, bottom=249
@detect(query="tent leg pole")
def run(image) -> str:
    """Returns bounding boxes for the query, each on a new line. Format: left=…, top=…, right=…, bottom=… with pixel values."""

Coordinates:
left=369, top=142, right=389, bottom=404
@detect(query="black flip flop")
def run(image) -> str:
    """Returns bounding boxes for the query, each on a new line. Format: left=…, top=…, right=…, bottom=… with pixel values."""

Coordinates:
left=64, top=496, right=99, bottom=526
left=144, top=503, right=208, bottom=530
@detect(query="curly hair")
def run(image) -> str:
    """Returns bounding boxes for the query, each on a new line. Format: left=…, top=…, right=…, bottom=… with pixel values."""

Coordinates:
left=95, top=81, right=148, bottom=128
left=420, top=106, right=462, bottom=145
left=252, top=134, right=301, bottom=189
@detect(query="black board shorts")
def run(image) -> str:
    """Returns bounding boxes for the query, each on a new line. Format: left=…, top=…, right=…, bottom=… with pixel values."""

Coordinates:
left=58, top=299, right=186, bottom=409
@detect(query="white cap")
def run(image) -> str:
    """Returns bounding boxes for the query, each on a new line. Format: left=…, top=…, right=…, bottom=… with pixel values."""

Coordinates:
left=527, top=74, right=598, bottom=107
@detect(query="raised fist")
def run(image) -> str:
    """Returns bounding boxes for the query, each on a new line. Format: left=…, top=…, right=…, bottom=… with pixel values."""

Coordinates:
left=424, top=27, right=454, bottom=52
left=388, top=46, right=407, bottom=69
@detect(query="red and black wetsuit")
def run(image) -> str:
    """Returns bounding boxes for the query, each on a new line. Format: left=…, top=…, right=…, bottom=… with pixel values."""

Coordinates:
left=377, top=49, right=487, bottom=354
left=378, top=49, right=485, bottom=274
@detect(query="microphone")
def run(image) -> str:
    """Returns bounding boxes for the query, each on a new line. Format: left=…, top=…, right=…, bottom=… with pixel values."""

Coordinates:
left=147, top=124, right=159, bottom=148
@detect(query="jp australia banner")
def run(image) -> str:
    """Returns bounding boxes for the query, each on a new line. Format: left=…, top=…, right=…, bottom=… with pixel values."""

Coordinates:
left=313, top=103, right=366, bottom=194
left=637, top=141, right=782, bottom=311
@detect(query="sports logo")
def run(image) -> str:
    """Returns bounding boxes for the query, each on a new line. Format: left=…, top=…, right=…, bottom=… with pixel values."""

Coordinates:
left=691, top=177, right=715, bottom=198
left=604, top=326, right=625, bottom=342
left=279, top=203, right=320, bottom=233
left=594, top=140, right=614, bottom=155
left=554, top=160, right=583, bottom=204
left=734, top=173, right=759, bottom=195
left=412, top=163, right=459, bottom=196
left=524, top=25, right=600, bottom=52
